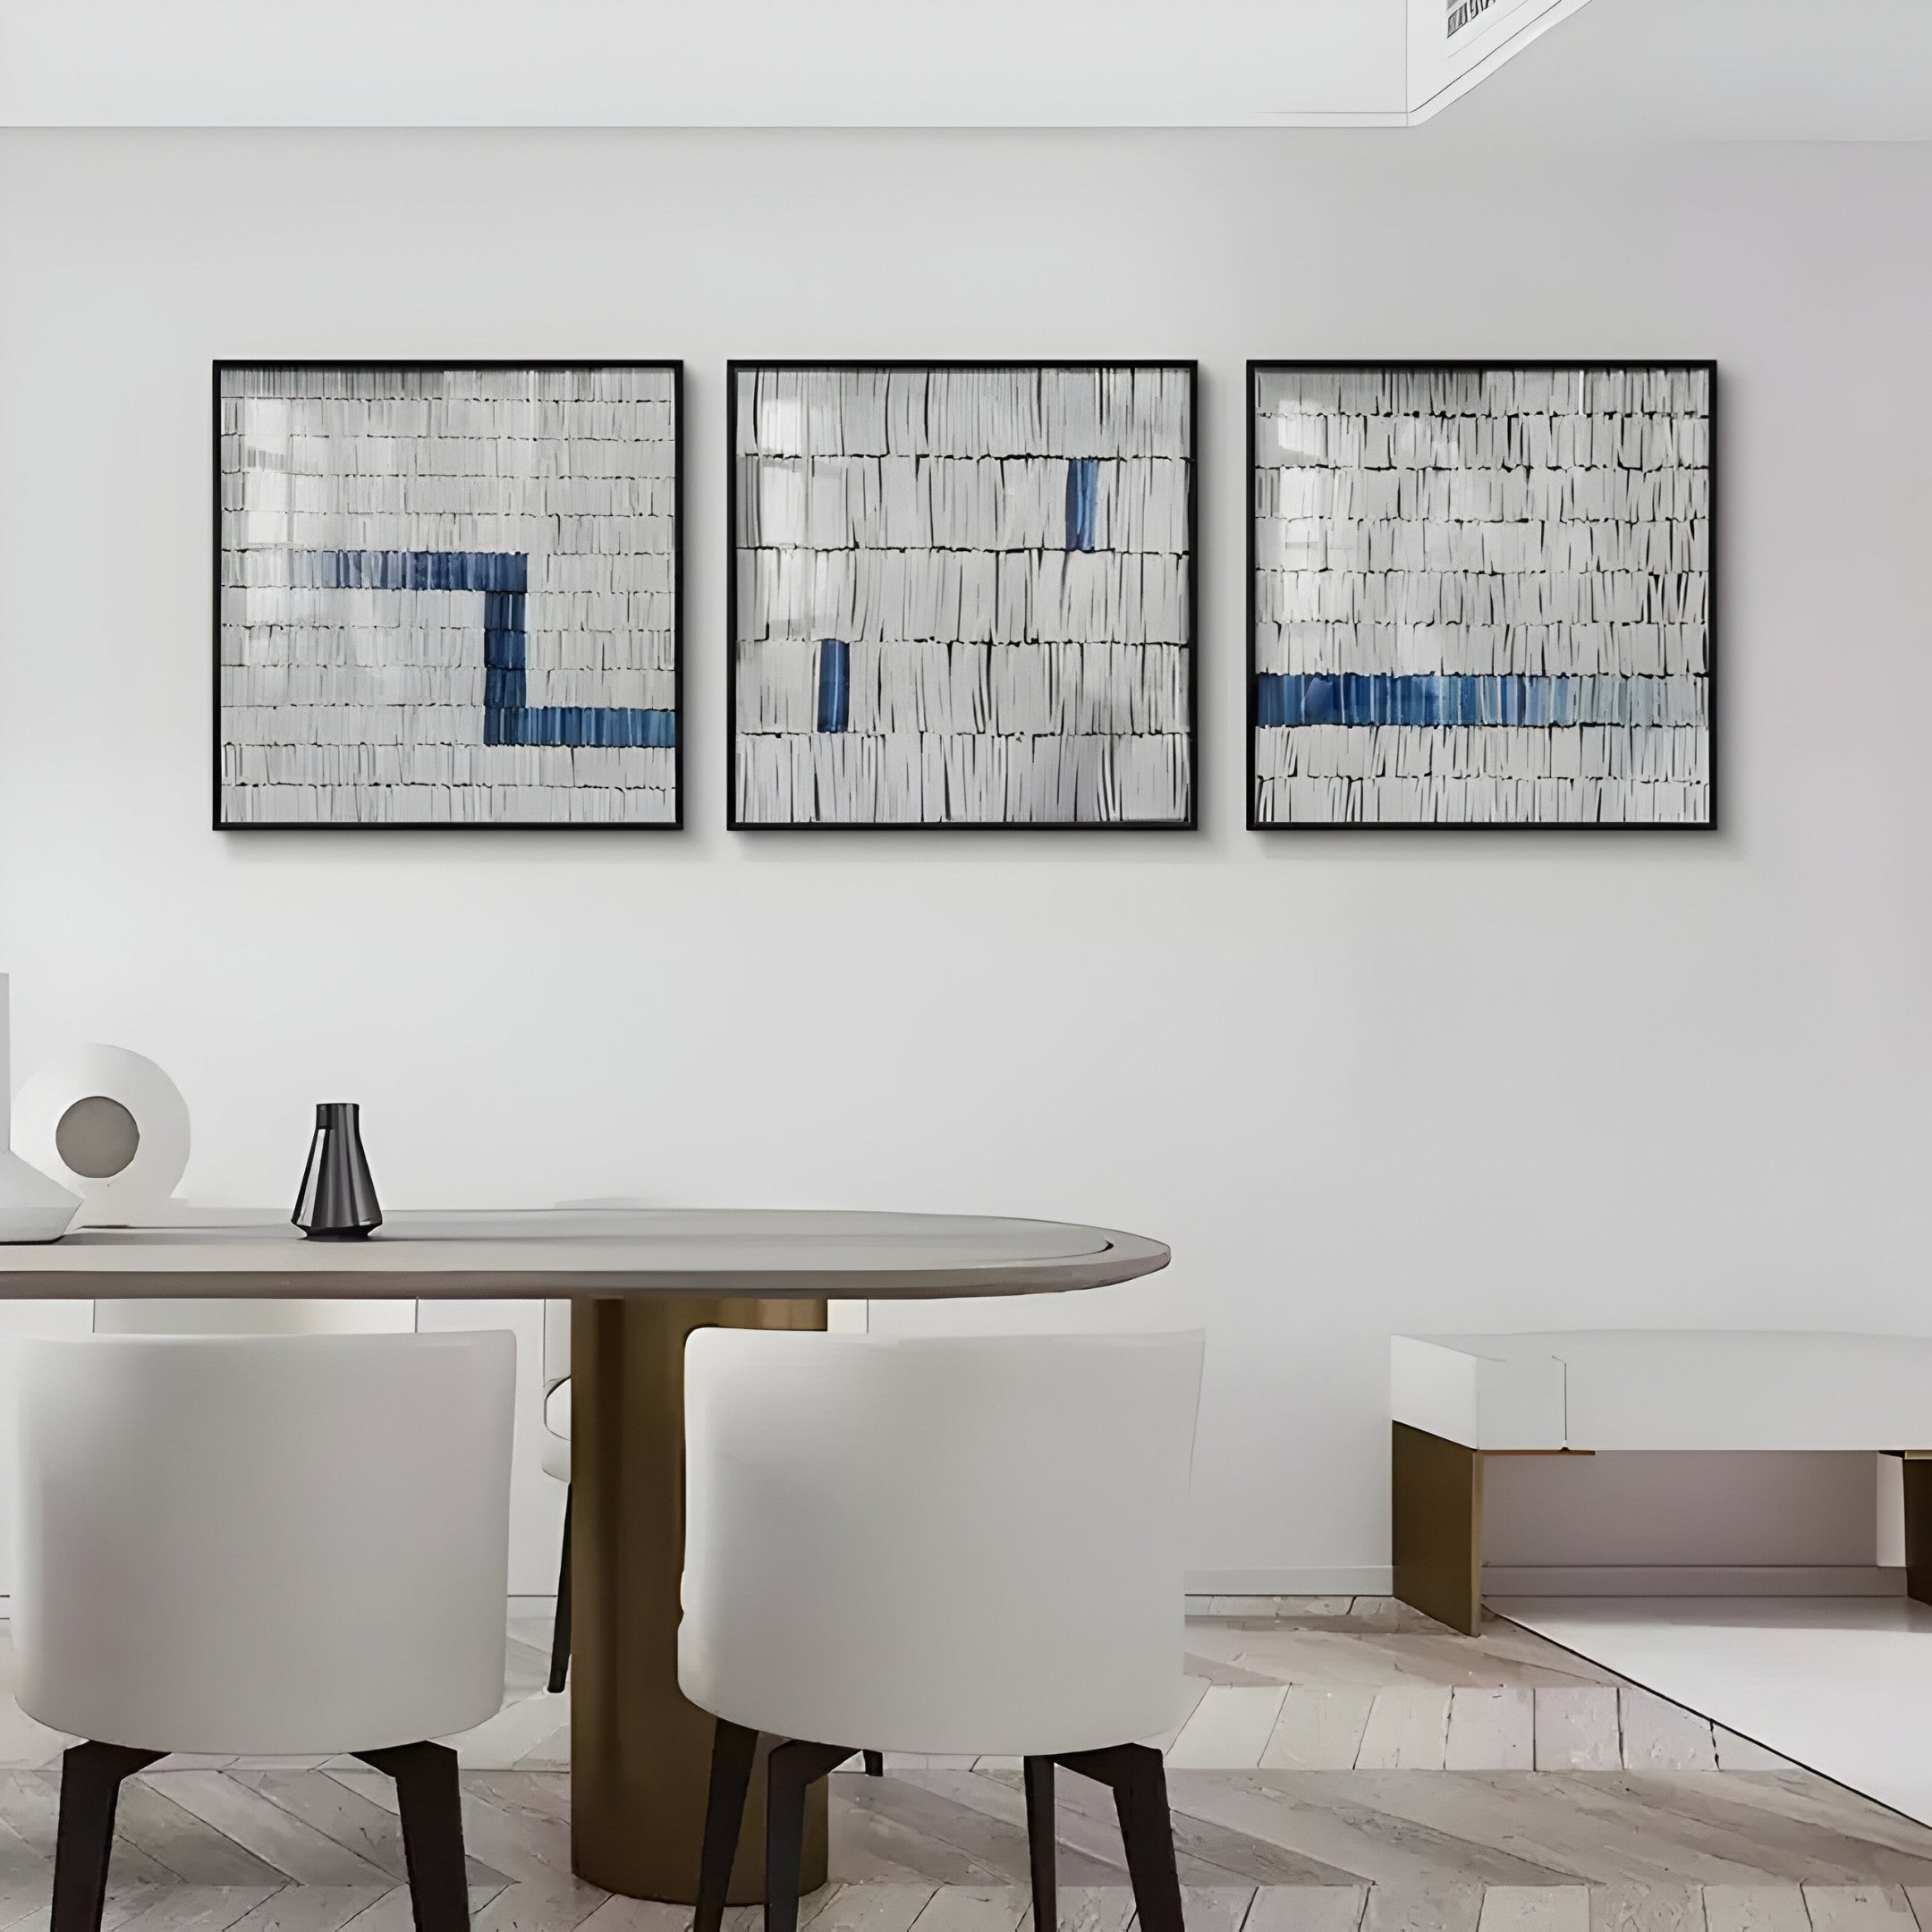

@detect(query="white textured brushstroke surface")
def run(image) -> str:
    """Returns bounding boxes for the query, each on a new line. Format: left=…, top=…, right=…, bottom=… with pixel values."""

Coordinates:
left=1251, top=365, right=1712, bottom=826
left=218, top=365, right=677, bottom=826
left=733, top=366, right=1192, bottom=826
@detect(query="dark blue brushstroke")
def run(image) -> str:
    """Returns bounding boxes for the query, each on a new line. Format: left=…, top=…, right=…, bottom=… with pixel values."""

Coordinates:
left=816, top=638, right=851, bottom=733
left=1064, top=458, right=1098, bottom=553
left=1258, top=674, right=1657, bottom=730
left=312, top=550, right=674, bottom=750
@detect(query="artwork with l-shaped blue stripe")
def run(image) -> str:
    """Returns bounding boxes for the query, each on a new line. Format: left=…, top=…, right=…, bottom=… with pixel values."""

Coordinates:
left=216, top=363, right=680, bottom=828
left=301, top=550, right=675, bottom=749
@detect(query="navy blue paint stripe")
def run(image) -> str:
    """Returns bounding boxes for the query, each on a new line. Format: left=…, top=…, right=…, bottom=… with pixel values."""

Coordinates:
left=1064, top=459, right=1098, bottom=553
left=1257, top=674, right=1684, bottom=730
left=301, top=550, right=527, bottom=593
left=315, top=550, right=674, bottom=751
left=816, top=638, right=851, bottom=733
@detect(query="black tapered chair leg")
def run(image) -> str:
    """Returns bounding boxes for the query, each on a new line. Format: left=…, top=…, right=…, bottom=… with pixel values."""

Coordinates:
left=767, top=1741, right=858, bottom=1932
left=696, top=1720, right=760, bottom=1932
left=547, top=1485, right=573, bottom=1695
left=862, top=1751, right=884, bottom=1778
left=1022, top=1757, right=1057, bottom=1932
left=52, top=1741, right=165, bottom=1932
left=1055, top=1744, right=1184, bottom=1932
left=355, top=1741, right=470, bottom=1932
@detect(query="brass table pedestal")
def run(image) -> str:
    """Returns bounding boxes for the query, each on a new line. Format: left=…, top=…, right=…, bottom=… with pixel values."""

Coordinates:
left=571, top=1293, right=829, bottom=1904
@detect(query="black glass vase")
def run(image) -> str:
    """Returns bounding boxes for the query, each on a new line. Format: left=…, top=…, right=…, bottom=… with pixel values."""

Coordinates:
left=292, top=1101, right=383, bottom=1240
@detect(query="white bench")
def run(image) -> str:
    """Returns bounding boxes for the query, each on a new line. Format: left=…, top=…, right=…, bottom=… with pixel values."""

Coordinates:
left=1390, top=1331, right=1932, bottom=1632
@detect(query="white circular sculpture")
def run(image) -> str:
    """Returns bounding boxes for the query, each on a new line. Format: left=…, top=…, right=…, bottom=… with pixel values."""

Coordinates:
left=13, top=1042, right=191, bottom=1228
left=0, top=977, right=81, bottom=1243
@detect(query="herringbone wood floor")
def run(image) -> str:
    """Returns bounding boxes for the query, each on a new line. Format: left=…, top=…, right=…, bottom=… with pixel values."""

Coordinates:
left=0, top=1602, right=1927, bottom=1932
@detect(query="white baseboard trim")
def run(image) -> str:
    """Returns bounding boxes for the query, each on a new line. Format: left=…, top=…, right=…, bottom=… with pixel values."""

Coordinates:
left=1185, top=1568, right=1393, bottom=1596
left=1483, top=1564, right=1906, bottom=1597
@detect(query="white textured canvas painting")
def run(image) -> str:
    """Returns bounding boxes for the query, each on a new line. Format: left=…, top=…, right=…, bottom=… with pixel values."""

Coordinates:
left=216, top=363, right=680, bottom=828
left=1250, top=362, right=1714, bottom=828
left=730, top=362, right=1195, bottom=828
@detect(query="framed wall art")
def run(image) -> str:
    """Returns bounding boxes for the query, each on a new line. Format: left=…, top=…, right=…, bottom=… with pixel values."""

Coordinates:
left=215, top=361, right=681, bottom=828
left=1248, top=360, right=1715, bottom=829
left=729, top=361, right=1195, bottom=828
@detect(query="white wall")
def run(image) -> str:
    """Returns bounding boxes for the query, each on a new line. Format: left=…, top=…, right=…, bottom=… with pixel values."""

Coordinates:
left=2, top=128, right=1929, bottom=1592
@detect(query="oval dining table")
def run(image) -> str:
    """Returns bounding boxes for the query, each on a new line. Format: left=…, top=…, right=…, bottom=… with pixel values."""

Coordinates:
left=0, top=1207, right=1170, bottom=1905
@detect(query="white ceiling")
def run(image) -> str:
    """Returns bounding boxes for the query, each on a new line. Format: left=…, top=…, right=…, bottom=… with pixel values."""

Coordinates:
left=0, top=0, right=1579, bottom=127
left=0, top=0, right=1925, bottom=135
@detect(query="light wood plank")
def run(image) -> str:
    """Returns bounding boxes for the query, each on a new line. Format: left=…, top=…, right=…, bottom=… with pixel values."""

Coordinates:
left=1262, top=1690, right=1377, bottom=1772
left=1355, top=1689, right=1452, bottom=1771
left=1585, top=1884, right=1703, bottom=1932
left=0, top=1705, right=71, bottom=1772
left=446, top=1697, right=573, bottom=1773
left=326, top=1772, right=577, bottom=1890
left=1244, top=1888, right=1368, bottom=1932
left=144, top=1776, right=393, bottom=1886
left=563, top=1901, right=735, bottom=1932
left=111, top=1888, right=284, bottom=1932
left=1617, top=1695, right=1716, bottom=1775
left=228, top=1773, right=495, bottom=1887
left=1208, top=1600, right=1354, bottom=1621
left=1180, top=1887, right=1258, bottom=1932
left=1701, top=1887, right=1809, bottom=1932
left=110, top=1784, right=292, bottom=1887
left=0, top=1774, right=182, bottom=1887
left=907, top=1887, right=1029, bottom=1932
left=1169, top=1690, right=1291, bottom=1771
left=336, top=1886, right=508, bottom=1932
left=470, top=1879, right=623, bottom=1932
left=1477, top=1889, right=1590, bottom=1932
left=801, top=1885, right=939, bottom=1932
left=1802, top=1887, right=1915, bottom=1932
left=835, top=1772, right=1099, bottom=1886
left=6, top=1881, right=184, bottom=1932
left=1533, top=1689, right=1620, bottom=1773
left=1363, top=1885, right=1484, bottom=1932
left=1146, top=1682, right=1212, bottom=1753
left=1713, top=1732, right=1803, bottom=1775
left=1446, top=1690, right=1535, bottom=1772
left=218, top=1887, right=392, bottom=1932
left=1048, top=1891, right=1135, bottom=1932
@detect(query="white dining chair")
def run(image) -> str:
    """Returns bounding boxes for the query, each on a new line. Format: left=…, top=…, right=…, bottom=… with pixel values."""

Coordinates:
left=92, top=1297, right=419, bottom=1335
left=15, top=1331, right=516, bottom=1932
left=679, top=1330, right=1204, bottom=1932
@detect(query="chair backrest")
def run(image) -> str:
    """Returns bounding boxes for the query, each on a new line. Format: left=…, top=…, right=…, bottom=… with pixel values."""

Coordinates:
left=93, top=1297, right=418, bottom=1335
left=16, top=1331, right=514, bottom=1756
left=543, top=1299, right=570, bottom=1391
left=679, top=1330, right=1204, bottom=1758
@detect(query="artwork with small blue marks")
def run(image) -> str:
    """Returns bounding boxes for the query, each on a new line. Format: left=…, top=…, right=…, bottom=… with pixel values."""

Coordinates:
left=733, top=364, right=1193, bottom=826
left=217, top=365, right=679, bottom=826
left=1250, top=363, right=1713, bottom=826
left=816, top=640, right=851, bottom=734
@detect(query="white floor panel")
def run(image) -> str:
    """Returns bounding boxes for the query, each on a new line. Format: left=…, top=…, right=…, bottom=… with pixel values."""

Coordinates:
left=1495, top=1596, right=1932, bottom=1824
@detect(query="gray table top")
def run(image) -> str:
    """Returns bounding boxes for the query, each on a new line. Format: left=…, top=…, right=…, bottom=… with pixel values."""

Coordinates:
left=0, top=1208, right=1171, bottom=1300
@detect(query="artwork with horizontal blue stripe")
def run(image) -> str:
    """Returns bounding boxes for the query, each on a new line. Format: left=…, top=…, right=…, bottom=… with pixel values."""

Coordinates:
left=217, top=364, right=679, bottom=826
left=1250, top=364, right=1713, bottom=827
left=733, top=365, right=1193, bottom=826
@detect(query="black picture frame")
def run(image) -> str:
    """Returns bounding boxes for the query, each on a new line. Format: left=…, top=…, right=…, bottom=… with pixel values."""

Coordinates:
left=212, top=359, right=685, bottom=832
left=726, top=360, right=1199, bottom=832
left=1245, top=359, right=1718, bottom=832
